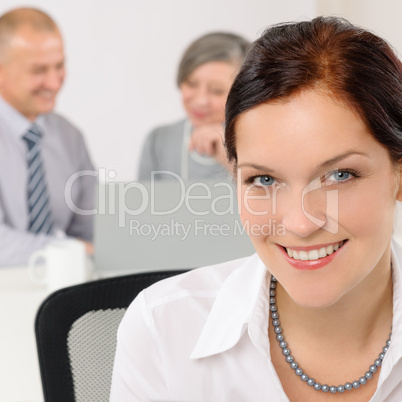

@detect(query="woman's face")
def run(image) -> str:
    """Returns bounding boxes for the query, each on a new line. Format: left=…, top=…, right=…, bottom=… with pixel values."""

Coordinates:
left=180, top=61, right=238, bottom=127
left=236, top=90, right=402, bottom=308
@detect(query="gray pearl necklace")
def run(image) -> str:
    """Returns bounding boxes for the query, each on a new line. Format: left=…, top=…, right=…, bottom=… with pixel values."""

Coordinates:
left=270, top=276, right=392, bottom=394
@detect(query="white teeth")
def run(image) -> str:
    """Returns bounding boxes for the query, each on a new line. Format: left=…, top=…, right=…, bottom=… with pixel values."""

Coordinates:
left=308, top=250, right=319, bottom=261
left=299, top=251, right=309, bottom=261
left=285, top=241, right=344, bottom=261
left=318, top=247, right=327, bottom=258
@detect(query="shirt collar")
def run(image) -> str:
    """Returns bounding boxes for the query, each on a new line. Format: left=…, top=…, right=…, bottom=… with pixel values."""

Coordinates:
left=0, top=95, right=45, bottom=139
left=379, top=239, right=402, bottom=378
left=191, top=240, right=402, bottom=365
left=190, top=253, right=270, bottom=359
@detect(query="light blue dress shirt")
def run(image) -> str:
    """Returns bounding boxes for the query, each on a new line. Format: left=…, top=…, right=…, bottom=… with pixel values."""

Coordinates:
left=0, top=96, right=95, bottom=265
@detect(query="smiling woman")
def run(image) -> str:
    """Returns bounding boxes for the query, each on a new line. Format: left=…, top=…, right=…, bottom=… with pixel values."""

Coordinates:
left=137, top=32, right=250, bottom=181
left=111, top=17, right=402, bottom=401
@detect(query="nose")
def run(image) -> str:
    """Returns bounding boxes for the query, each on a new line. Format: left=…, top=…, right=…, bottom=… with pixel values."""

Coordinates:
left=279, top=182, right=330, bottom=238
left=192, top=87, right=209, bottom=107
left=44, top=68, right=64, bottom=92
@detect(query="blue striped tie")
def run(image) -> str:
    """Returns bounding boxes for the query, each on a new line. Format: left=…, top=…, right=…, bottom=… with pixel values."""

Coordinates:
left=23, top=125, right=53, bottom=234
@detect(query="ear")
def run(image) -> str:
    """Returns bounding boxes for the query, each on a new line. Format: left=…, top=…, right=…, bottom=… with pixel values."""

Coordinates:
left=396, top=159, right=402, bottom=201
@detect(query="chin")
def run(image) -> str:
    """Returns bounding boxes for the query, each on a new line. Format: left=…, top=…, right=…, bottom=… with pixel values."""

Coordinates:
left=37, top=105, right=55, bottom=115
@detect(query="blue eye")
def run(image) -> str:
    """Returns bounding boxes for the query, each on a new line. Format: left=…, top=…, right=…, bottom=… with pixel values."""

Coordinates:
left=253, top=175, right=276, bottom=186
left=335, top=171, right=350, bottom=181
left=326, top=170, right=357, bottom=185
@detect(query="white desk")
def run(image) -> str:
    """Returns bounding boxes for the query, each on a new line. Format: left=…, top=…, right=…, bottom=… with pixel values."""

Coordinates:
left=0, top=260, right=98, bottom=402
left=0, top=265, right=47, bottom=402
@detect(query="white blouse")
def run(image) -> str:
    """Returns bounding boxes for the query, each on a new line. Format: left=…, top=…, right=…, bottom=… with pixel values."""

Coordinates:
left=110, top=241, right=402, bottom=401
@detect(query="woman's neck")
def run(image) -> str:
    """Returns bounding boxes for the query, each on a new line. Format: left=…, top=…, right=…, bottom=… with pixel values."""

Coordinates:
left=275, top=251, right=393, bottom=350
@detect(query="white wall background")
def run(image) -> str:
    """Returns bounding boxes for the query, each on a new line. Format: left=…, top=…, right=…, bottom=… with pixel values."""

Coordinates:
left=1, top=0, right=318, bottom=180
left=317, top=0, right=402, bottom=57
left=0, top=0, right=401, bottom=182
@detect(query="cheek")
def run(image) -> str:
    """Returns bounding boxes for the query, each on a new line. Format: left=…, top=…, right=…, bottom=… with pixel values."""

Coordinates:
left=338, top=182, right=396, bottom=236
left=58, top=69, right=66, bottom=84
left=212, top=97, right=226, bottom=114
left=28, top=75, right=44, bottom=91
left=180, top=85, right=192, bottom=100
left=239, top=187, right=276, bottom=240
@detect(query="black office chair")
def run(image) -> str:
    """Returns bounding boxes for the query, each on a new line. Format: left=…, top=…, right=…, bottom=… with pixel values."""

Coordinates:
left=35, top=270, right=187, bottom=402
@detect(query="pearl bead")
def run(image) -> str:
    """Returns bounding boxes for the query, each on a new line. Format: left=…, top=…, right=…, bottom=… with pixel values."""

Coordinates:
left=268, top=276, right=391, bottom=395
left=365, top=371, right=373, bottom=380
left=286, top=355, right=293, bottom=363
left=345, top=383, right=353, bottom=391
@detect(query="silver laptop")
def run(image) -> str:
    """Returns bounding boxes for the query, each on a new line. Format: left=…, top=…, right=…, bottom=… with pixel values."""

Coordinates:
left=94, top=178, right=255, bottom=275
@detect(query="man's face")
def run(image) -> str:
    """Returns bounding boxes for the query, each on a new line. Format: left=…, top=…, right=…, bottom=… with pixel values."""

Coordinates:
left=0, top=25, right=65, bottom=121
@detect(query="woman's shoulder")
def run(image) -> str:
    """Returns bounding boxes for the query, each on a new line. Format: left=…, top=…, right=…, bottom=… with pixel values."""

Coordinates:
left=148, top=119, right=186, bottom=141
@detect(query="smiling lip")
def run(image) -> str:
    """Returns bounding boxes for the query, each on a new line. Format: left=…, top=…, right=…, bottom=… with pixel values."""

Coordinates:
left=277, top=240, right=347, bottom=270
left=191, top=110, right=208, bottom=119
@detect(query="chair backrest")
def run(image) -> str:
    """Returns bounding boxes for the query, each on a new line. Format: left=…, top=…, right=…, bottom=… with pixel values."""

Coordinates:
left=35, top=270, right=187, bottom=402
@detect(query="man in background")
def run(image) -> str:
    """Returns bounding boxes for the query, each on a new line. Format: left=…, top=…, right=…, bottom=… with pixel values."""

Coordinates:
left=0, top=7, right=95, bottom=265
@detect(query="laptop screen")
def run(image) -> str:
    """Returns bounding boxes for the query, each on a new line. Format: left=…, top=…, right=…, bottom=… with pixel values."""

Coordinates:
left=94, top=178, right=255, bottom=275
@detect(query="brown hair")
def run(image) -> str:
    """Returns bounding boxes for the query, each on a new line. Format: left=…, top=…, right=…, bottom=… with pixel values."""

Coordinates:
left=225, top=16, right=402, bottom=164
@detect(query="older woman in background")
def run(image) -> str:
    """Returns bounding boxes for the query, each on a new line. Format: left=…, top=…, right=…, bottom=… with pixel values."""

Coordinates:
left=138, top=32, right=250, bottom=181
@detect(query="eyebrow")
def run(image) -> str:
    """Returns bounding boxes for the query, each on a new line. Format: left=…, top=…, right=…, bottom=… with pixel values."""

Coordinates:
left=318, top=150, right=370, bottom=168
left=237, top=151, right=370, bottom=172
left=237, top=163, right=278, bottom=176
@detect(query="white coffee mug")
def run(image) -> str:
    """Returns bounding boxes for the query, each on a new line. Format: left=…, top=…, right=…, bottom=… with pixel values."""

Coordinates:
left=28, top=239, right=87, bottom=292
